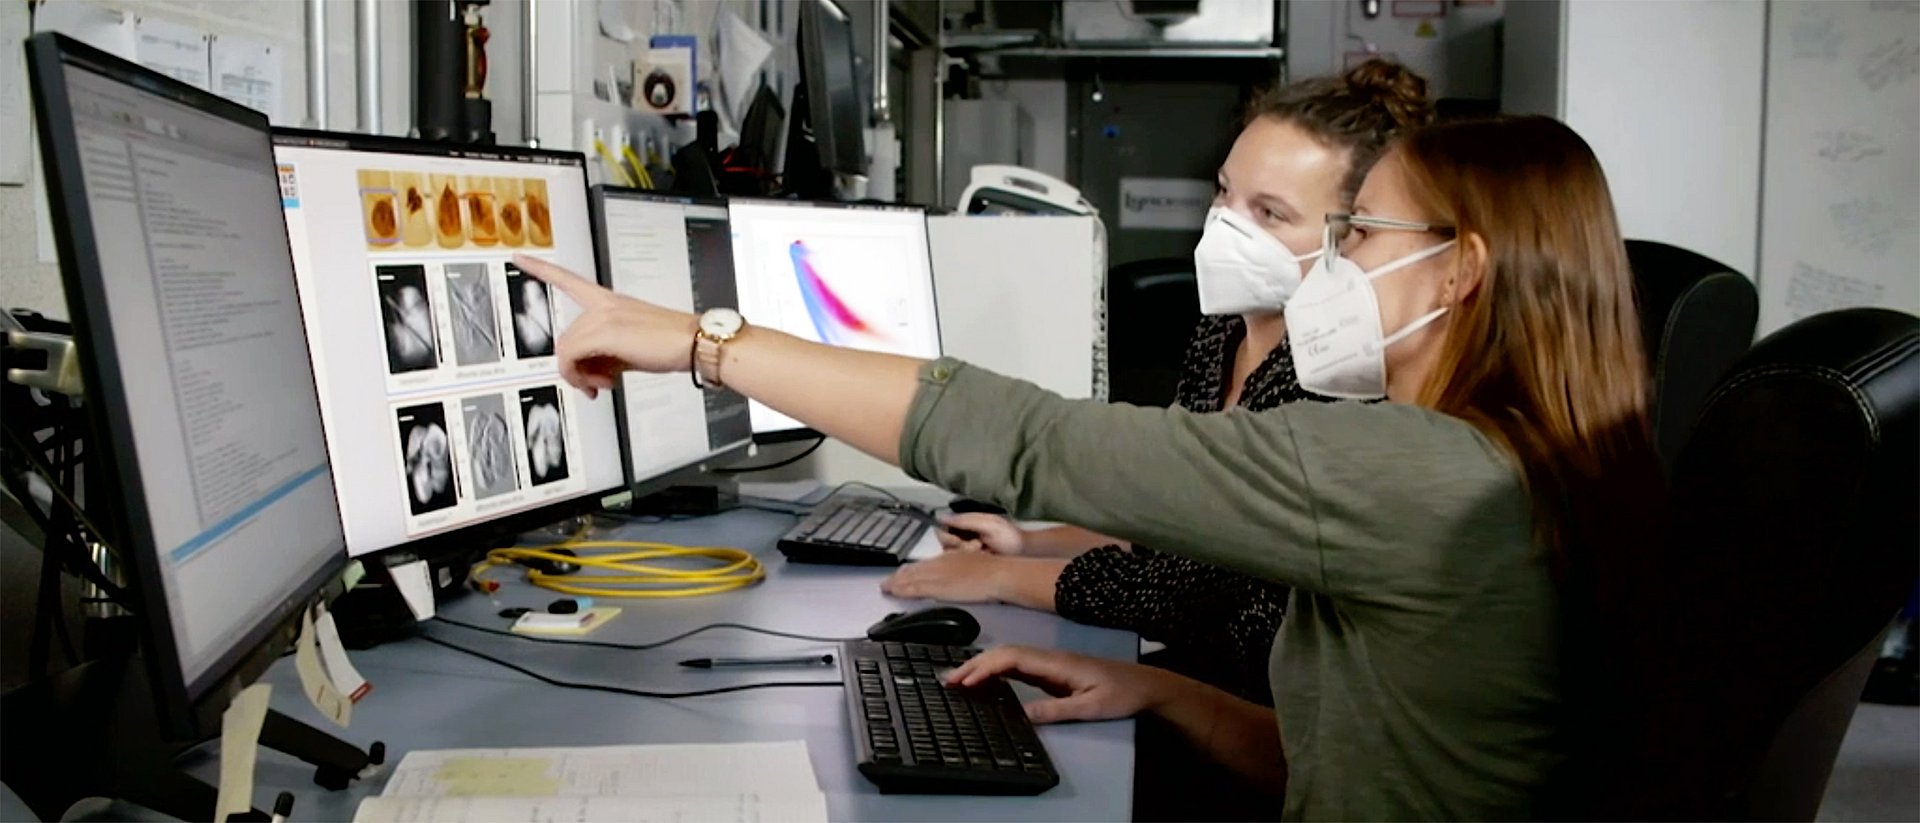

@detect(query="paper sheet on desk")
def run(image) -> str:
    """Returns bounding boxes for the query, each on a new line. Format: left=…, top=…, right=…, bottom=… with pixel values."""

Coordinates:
left=366, top=741, right=827, bottom=822
left=379, top=741, right=822, bottom=798
left=352, top=793, right=827, bottom=823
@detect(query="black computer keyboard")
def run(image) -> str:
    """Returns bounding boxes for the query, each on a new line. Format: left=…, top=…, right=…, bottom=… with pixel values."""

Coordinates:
left=840, top=639, right=1060, bottom=795
left=777, top=492, right=932, bottom=566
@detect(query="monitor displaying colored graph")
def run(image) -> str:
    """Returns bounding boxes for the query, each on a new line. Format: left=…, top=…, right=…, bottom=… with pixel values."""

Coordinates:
left=728, top=200, right=942, bottom=438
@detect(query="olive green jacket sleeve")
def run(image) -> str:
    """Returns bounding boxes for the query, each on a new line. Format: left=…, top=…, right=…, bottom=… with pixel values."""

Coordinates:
left=898, top=359, right=1531, bottom=598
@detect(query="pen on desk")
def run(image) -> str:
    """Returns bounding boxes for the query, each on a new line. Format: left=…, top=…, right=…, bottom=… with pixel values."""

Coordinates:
left=269, top=791, right=294, bottom=823
left=678, top=653, right=835, bottom=669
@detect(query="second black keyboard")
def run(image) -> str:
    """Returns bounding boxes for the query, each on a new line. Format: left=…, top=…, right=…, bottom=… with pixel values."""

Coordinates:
left=841, top=639, right=1060, bottom=795
left=777, top=492, right=932, bottom=566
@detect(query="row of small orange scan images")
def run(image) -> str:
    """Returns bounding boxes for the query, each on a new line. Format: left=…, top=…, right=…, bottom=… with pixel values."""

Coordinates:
left=359, top=169, right=555, bottom=252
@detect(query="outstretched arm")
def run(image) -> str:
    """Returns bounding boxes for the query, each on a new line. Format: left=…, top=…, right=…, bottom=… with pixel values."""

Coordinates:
left=518, top=254, right=923, bottom=463
left=518, top=254, right=1518, bottom=596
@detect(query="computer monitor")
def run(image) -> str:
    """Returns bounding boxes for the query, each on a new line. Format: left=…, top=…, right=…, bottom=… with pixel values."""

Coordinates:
left=271, top=130, right=626, bottom=558
left=588, top=187, right=754, bottom=487
left=786, top=1, right=865, bottom=199
left=726, top=198, right=942, bottom=441
left=26, top=33, right=346, bottom=736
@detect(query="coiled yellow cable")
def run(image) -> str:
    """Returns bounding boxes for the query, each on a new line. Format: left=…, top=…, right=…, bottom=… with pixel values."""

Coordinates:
left=472, top=539, right=765, bottom=599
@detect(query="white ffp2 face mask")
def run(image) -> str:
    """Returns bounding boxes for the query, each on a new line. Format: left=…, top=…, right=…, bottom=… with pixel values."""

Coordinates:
left=1192, top=207, right=1322, bottom=316
left=1283, top=239, right=1458, bottom=399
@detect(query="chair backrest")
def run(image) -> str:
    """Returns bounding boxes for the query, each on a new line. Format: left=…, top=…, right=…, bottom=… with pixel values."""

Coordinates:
left=1106, top=257, right=1199, bottom=407
left=1626, top=240, right=1759, bottom=467
left=1606, top=307, right=1919, bottom=820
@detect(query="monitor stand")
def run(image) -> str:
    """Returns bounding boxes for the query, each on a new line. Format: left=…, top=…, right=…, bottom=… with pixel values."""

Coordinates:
left=624, top=480, right=741, bottom=518
left=0, top=655, right=382, bottom=822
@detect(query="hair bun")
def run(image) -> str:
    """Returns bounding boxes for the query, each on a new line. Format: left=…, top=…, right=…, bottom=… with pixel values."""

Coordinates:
left=1341, top=59, right=1435, bottom=130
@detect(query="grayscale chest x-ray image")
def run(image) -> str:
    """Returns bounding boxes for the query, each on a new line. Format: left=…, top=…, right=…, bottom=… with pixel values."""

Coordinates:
left=505, top=262, right=555, bottom=359
left=519, top=385, right=569, bottom=485
left=395, top=402, right=457, bottom=514
left=376, top=264, right=440, bottom=374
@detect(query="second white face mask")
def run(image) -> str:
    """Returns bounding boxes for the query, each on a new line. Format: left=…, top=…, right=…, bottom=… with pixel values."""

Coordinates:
left=1191, top=207, right=1321, bottom=316
left=1283, top=239, right=1458, bottom=399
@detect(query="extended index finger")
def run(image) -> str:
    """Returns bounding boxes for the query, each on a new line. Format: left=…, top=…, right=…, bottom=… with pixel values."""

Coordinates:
left=512, top=253, right=609, bottom=306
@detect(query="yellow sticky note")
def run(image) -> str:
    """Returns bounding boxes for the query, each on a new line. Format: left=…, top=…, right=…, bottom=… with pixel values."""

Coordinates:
left=434, top=757, right=562, bottom=796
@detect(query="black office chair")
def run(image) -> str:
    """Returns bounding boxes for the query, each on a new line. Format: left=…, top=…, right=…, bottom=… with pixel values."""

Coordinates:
left=1600, top=307, right=1919, bottom=820
left=1106, top=258, right=1200, bottom=407
left=1626, top=240, right=1759, bottom=468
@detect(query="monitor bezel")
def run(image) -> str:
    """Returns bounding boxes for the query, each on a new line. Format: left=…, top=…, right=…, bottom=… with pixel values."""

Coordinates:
left=27, top=33, right=348, bottom=738
left=723, top=197, right=943, bottom=446
left=587, top=185, right=756, bottom=486
left=268, top=127, right=629, bottom=562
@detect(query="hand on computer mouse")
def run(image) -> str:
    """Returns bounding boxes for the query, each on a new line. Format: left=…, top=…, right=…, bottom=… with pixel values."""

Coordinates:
left=936, top=513, right=1026, bottom=555
left=944, top=645, right=1174, bottom=725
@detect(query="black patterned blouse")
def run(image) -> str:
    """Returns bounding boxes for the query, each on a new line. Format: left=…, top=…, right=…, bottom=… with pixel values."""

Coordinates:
left=1054, top=314, right=1341, bottom=703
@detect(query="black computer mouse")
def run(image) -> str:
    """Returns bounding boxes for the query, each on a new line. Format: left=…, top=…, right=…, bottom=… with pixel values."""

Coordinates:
left=948, top=498, right=1007, bottom=516
left=514, top=547, right=580, bottom=576
left=867, top=606, right=982, bottom=646
left=944, top=498, right=1008, bottom=541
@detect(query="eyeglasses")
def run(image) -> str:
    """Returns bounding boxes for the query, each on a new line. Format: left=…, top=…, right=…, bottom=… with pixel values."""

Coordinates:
left=1323, top=213, right=1456, bottom=260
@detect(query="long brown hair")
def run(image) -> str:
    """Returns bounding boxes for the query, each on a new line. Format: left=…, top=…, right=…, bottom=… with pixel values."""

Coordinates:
left=1249, top=59, right=1435, bottom=206
left=1393, top=115, right=1661, bottom=575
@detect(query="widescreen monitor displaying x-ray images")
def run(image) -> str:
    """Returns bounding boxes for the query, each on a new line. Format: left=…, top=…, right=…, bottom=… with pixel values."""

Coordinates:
left=273, top=130, right=625, bottom=558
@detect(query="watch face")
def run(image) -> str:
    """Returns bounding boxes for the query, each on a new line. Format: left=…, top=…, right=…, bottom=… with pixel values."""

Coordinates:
left=701, top=307, right=744, bottom=337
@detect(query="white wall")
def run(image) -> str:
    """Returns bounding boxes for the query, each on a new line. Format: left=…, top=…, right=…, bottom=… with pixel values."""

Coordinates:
left=1509, top=0, right=1768, bottom=277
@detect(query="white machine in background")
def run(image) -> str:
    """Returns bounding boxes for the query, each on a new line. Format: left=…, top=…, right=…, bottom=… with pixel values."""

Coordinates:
left=956, top=165, right=1097, bottom=217
left=953, top=165, right=1109, bottom=405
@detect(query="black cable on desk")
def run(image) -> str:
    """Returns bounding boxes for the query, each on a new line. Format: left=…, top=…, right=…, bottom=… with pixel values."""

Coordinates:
left=431, top=615, right=859, bottom=649
left=416, top=634, right=843, bottom=699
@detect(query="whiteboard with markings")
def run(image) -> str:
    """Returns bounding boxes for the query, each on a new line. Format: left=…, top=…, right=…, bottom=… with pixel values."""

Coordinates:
left=1757, top=0, right=1920, bottom=334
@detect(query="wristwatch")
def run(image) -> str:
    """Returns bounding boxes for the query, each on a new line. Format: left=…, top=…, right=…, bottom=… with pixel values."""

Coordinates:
left=692, top=308, right=746, bottom=389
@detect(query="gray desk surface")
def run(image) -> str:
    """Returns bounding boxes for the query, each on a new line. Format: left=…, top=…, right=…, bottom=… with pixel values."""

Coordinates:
left=174, top=506, right=1138, bottom=822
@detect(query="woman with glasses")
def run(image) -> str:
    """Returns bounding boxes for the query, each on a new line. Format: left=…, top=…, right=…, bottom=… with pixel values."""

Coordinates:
left=511, top=114, right=1662, bottom=820
left=878, top=60, right=1433, bottom=715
